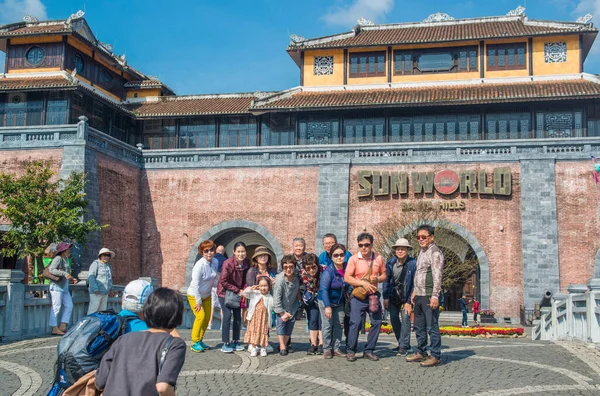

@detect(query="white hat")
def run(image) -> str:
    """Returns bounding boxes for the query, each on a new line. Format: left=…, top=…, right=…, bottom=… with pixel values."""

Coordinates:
left=122, top=279, right=154, bottom=313
left=391, top=238, right=412, bottom=249
left=98, top=248, right=115, bottom=258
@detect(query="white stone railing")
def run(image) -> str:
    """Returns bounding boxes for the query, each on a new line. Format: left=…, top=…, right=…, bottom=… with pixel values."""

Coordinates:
left=532, top=278, right=600, bottom=344
left=0, top=269, right=199, bottom=341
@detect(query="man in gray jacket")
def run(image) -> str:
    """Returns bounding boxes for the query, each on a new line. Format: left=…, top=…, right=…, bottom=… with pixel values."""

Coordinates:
left=273, top=254, right=301, bottom=356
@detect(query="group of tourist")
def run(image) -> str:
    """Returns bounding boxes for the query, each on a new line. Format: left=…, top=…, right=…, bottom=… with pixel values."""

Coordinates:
left=183, top=224, right=444, bottom=367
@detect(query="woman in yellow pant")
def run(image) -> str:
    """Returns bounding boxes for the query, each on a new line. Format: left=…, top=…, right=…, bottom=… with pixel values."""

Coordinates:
left=187, top=240, right=218, bottom=352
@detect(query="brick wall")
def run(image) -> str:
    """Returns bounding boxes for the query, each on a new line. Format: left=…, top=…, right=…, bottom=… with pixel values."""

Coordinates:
left=96, top=153, right=142, bottom=285
left=141, top=167, right=320, bottom=290
left=347, top=163, right=523, bottom=317
left=0, top=149, right=63, bottom=176
left=555, top=161, right=599, bottom=289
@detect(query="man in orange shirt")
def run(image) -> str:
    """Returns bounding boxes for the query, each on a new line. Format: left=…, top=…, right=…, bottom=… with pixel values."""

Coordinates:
left=344, top=232, right=386, bottom=362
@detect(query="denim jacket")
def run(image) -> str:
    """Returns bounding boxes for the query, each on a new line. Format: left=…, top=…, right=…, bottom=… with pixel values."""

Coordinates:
left=382, top=255, right=416, bottom=302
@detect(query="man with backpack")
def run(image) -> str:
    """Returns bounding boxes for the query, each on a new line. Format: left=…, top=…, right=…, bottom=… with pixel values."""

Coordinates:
left=48, top=279, right=155, bottom=395
left=383, top=238, right=417, bottom=357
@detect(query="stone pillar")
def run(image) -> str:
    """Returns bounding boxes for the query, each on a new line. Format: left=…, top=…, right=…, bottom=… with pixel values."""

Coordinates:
left=567, top=283, right=588, bottom=342
left=587, top=278, right=600, bottom=343
left=59, top=116, right=102, bottom=272
left=0, top=270, right=25, bottom=340
left=552, top=292, right=569, bottom=339
left=520, top=159, right=560, bottom=309
left=314, top=164, right=351, bottom=253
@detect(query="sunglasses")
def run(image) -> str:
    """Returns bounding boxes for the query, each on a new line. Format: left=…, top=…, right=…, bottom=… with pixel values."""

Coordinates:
left=358, top=243, right=371, bottom=248
left=416, top=235, right=431, bottom=240
left=100, top=254, right=111, bottom=257
left=332, top=253, right=345, bottom=258
left=203, top=248, right=215, bottom=253
left=305, top=265, right=317, bottom=270
left=283, top=264, right=295, bottom=270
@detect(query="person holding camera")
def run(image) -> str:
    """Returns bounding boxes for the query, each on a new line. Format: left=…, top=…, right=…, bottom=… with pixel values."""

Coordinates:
left=383, top=238, right=417, bottom=357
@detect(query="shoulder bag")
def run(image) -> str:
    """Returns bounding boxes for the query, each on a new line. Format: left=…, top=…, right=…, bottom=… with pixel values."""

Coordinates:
left=351, top=259, right=374, bottom=301
left=43, top=259, right=64, bottom=282
left=225, top=289, right=241, bottom=309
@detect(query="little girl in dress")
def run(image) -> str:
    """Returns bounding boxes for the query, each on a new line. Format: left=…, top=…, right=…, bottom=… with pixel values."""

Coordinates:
left=242, top=276, right=274, bottom=357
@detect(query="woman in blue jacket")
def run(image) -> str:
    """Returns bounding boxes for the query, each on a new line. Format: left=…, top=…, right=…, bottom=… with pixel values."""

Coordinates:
left=382, top=238, right=417, bottom=357
left=317, top=243, right=348, bottom=359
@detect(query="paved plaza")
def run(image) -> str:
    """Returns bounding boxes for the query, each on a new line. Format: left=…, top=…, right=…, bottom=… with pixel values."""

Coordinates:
left=1, top=324, right=600, bottom=396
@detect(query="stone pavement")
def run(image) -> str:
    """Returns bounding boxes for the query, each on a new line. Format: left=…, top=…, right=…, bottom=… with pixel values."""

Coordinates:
left=1, top=322, right=600, bottom=396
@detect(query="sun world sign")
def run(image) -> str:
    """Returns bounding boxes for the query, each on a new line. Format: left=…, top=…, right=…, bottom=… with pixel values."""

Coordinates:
left=357, top=168, right=512, bottom=198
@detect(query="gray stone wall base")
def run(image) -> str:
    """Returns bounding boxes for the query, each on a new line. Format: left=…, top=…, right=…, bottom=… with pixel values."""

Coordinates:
left=314, top=164, right=351, bottom=252
left=520, top=159, right=560, bottom=309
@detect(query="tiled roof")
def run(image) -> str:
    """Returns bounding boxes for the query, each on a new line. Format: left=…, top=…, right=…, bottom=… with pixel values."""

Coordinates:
left=124, top=80, right=176, bottom=95
left=289, top=17, right=598, bottom=50
left=0, top=75, right=76, bottom=91
left=251, top=79, right=600, bottom=111
left=128, top=95, right=260, bottom=117
left=0, top=23, right=69, bottom=37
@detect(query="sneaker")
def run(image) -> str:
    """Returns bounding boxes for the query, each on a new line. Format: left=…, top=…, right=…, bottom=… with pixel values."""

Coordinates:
left=280, top=348, right=288, bottom=356
left=391, top=346, right=400, bottom=352
left=317, top=345, right=324, bottom=355
left=250, top=347, right=258, bottom=357
left=198, top=341, right=211, bottom=350
left=307, top=344, right=318, bottom=355
left=396, top=348, right=409, bottom=357
left=221, top=343, right=234, bottom=353
left=260, top=348, right=267, bottom=357
left=190, top=341, right=205, bottom=353
left=232, top=341, right=245, bottom=352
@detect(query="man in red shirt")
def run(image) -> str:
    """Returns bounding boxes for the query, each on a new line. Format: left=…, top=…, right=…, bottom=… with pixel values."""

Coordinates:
left=344, top=232, right=386, bottom=362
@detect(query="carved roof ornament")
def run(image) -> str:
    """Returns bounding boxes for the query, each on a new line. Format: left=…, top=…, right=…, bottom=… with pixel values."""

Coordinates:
left=576, top=13, right=593, bottom=24
left=65, top=10, right=85, bottom=25
left=23, top=15, right=39, bottom=23
left=289, top=34, right=306, bottom=44
left=100, top=42, right=113, bottom=52
left=116, top=53, right=127, bottom=65
left=506, top=6, right=526, bottom=16
left=423, top=12, right=455, bottom=23
left=357, top=17, right=374, bottom=26
left=254, top=91, right=270, bottom=99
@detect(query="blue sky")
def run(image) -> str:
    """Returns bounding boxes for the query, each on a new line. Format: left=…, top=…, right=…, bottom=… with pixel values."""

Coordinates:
left=1, top=0, right=600, bottom=95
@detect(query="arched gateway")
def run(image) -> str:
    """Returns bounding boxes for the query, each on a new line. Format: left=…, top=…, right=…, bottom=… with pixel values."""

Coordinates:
left=399, top=221, right=490, bottom=310
left=185, top=220, right=284, bottom=286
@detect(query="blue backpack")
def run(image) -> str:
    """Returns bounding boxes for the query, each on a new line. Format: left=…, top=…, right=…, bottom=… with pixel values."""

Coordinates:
left=48, top=310, right=132, bottom=394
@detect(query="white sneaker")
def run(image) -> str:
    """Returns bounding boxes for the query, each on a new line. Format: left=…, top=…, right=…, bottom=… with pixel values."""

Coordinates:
left=260, top=348, right=267, bottom=357
left=250, top=347, right=258, bottom=357
left=248, top=344, right=253, bottom=352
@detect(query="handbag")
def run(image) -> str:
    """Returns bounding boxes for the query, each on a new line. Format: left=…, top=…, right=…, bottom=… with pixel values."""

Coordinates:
left=224, top=290, right=241, bottom=309
left=351, top=258, right=374, bottom=301
left=302, top=289, right=315, bottom=306
left=369, top=293, right=380, bottom=313
left=42, top=264, right=63, bottom=282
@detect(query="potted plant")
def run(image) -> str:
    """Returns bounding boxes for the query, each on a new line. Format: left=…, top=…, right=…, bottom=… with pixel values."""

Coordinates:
left=480, top=309, right=495, bottom=323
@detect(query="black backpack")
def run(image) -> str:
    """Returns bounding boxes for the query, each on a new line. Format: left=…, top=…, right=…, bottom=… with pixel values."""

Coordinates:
left=50, top=310, right=133, bottom=391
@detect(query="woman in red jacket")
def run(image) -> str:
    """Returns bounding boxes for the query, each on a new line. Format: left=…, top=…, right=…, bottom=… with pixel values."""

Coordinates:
left=473, top=298, right=480, bottom=326
left=217, top=241, right=250, bottom=353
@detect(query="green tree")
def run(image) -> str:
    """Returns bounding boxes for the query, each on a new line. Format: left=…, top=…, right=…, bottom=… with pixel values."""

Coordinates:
left=0, top=161, right=104, bottom=282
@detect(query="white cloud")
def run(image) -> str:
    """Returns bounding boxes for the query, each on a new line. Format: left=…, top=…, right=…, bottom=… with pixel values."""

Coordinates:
left=322, top=0, right=394, bottom=27
left=0, top=0, right=48, bottom=25
left=573, top=0, right=600, bottom=15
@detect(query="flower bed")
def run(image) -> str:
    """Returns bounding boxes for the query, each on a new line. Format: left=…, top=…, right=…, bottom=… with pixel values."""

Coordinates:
left=366, top=323, right=394, bottom=334
left=440, top=326, right=524, bottom=336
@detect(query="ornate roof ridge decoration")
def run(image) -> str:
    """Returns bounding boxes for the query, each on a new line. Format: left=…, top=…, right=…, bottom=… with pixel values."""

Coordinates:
left=576, top=13, right=593, bottom=24
left=23, top=15, right=39, bottom=23
left=506, top=6, right=526, bottom=17
left=290, top=33, right=307, bottom=45
left=423, top=12, right=455, bottom=23
left=253, top=91, right=271, bottom=99
left=357, top=17, right=374, bottom=27
left=100, top=42, right=113, bottom=52
left=65, top=10, right=85, bottom=26
left=142, top=92, right=263, bottom=102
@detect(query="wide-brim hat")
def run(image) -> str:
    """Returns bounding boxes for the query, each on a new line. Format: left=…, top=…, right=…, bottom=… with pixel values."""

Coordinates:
left=55, top=242, right=73, bottom=255
left=391, top=238, right=412, bottom=249
left=252, top=246, right=272, bottom=262
left=98, top=248, right=116, bottom=258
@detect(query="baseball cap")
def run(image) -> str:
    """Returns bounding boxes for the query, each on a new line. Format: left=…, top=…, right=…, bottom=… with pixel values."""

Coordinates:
left=122, top=279, right=154, bottom=312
